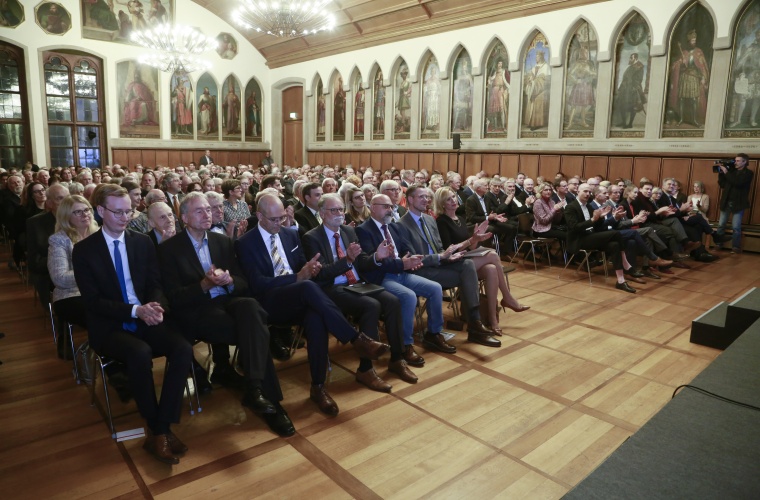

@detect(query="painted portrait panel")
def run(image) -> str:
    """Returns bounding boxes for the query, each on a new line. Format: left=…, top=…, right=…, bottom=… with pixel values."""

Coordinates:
left=221, top=75, right=241, bottom=141
left=610, top=13, right=651, bottom=138
left=196, top=72, right=218, bottom=139
left=333, top=72, right=346, bottom=140
left=484, top=41, right=510, bottom=137
left=81, top=0, right=173, bottom=44
left=662, top=3, right=714, bottom=138
left=316, top=78, right=325, bottom=141
left=0, top=0, right=24, bottom=28
left=372, top=70, right=385, bottom=140
left=117, top=61, right=159, bottom=138
left=724, top=0, right=760, bottom=138
left=35, top=2, right=70, bottom=35
left=420, top=55, right=441, bottom=138
left=353, top=72, right=364, bottom=139
left=521, top=32, right=551, bottom=138
left=170, top=70, right=193, bottom=140
left=451, top=50, right=474, bottom=137
left=562, top=22, right=598, bottom=138
left=394, top=61, right=411, bottom=139
left=217, top=32, right=238, bottom=60
left=244, top=78, right=263, bottom=142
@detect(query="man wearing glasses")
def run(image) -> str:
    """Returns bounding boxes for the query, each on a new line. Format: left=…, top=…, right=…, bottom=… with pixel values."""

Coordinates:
left=235, top=194, right=390, bottom=417
left=380, top=180, right=407, bottom=221
left=73, top=184, right=192, bottom=465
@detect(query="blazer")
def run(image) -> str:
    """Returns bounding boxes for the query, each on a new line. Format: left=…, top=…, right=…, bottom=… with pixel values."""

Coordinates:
left=464, top=194, right=489, bottom=225
left=354, top=218, right=411, bottom=285
left=48, top=230, right=80, bottom=303
left=72, top=229, right=167, bottom=352
left=302, top=224, right=378, bottom=288
left=199, top=154, right=213, bottom=166
left=398, top=212, right=444, bottom=267
left=159, top=231, right=249, bottom=322
left=484, top=191, right=506, bottom=213
left=26, top=211, right=56, bottom=276
left=563, top=199, right=608, bottom=253
left=294, top=206, right=320, bottom=235
left=235, top=226, right=305, bottom=300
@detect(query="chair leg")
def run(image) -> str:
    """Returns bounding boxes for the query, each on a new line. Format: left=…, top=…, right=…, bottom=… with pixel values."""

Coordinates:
left=68, top=323, right=80, bottom=384
left=48, top=303, right=57, bottom=344
left=96, top=355, right=117, bottom=439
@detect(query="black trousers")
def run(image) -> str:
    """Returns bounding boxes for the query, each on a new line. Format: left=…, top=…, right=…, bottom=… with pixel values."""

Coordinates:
left=53, top=296, right=87, bottom=328
left=96, top=324, right=192, bottom=432
left=415, top=258, right=481, bottom=321
left=576, top=231, right=623, bottom=270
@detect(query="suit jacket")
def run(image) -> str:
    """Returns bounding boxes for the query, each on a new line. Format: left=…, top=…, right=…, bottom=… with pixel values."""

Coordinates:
left=294, top=206, right=320, bottom=235
left=302, top=224, right=378, bottom=288
left=199, top=154, right=213, bottom=166
left=398, top=212, right=445, bottom=267
left=484, top=191, right=506, bottom=213
left=26, top=211, right=56, bottom=276
left=465, top=194, right=489, bottom=225
left=551, top=192, right=576, bottom=204
left=496, top=197, right=531, bottom=218
left=235, top=226, right=304, bottom=301
left=159, top=231, right=249, bottom=323
left=563, top=199, right=608, bottom=253
left=354, top=218, right=411, bottom=285
left=72, top=229, right=167, bottom=352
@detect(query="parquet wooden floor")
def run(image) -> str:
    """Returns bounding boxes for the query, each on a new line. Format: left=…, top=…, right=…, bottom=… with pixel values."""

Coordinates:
left=1, top=247, right=758, bottom=499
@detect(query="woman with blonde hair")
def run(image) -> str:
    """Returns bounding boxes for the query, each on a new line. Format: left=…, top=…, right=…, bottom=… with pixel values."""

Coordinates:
left=689, top=180, right=710, bottom=220
left=434, top=187, right=529, bottom=335
left=344, top=185, right=370, bottom=225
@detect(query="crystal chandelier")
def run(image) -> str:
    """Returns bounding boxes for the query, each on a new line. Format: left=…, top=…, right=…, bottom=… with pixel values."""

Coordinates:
left=131, top=24, right=217, bottom=73
left=233, top=0, right=337, bottom=37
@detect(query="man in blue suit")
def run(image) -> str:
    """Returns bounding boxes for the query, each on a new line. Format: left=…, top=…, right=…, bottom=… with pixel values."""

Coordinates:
left=234, top=194, right=390, bottom=417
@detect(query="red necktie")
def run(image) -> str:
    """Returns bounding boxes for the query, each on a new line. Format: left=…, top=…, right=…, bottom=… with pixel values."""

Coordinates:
left=334, top=232, right=357, bottom=284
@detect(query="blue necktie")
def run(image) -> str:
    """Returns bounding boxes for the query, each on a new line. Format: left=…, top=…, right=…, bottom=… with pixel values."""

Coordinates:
left=113, top=240, right=137, bottom=332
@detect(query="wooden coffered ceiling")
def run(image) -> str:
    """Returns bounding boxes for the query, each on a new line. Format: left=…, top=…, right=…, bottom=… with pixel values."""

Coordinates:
left=194, top=0, right=609, bottom=68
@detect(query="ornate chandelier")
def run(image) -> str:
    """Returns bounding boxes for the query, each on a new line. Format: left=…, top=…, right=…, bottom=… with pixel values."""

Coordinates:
left=233, top=0, right=337, bottom=37
left=131, top=24, right=217, bottom=73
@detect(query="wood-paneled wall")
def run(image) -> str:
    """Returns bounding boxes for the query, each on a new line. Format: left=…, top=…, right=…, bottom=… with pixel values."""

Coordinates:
left=111, top=149, right=270, bottom=171
left=308, top=150, right=760, bottom=225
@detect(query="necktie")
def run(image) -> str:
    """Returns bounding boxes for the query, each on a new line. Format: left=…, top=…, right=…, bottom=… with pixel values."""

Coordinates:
left=270, top=234, right=290, bottom=276
left=334, top=233, right=357, bottom=284
left=113, top=241, right=137, bottom=332
left=316, top=211, right=322, bottom=224
left=381, top=224, right=392, bottom=244
left=172, top=195, right=180, bottom=217
left=419, top=217, right=439, bottom=254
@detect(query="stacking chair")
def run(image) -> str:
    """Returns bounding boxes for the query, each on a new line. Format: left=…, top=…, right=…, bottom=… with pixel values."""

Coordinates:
left=510, top=213, right=555, bottom=273
left=560, top=249, right=608, bottom=285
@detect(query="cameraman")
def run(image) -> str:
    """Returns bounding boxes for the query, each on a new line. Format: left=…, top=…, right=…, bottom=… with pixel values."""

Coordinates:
left=716, top=153, right=754, bottom=253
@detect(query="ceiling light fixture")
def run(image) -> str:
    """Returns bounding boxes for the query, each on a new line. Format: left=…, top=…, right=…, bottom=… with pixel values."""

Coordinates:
left=131, top=23, right=217, bottom=73
left=233, top=0, right=336, bottom=38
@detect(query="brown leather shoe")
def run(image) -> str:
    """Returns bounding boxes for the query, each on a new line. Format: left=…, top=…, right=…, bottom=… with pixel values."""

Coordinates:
left=423, top=332, right=456, bottom=353
left=143, top=434, right=179, bottom=465
left=355, top=368, right=392, bottom=393
left=352, top=332, right=390, bottom=360
left=650, top=257, right=672, bottom=267
left=388, top=360, right=418, bottom=384
left=467, top=320, right=495, bottom=336
left=310, top=384, right=339, bottom=416
left=166, top=431, right=188, bottom=456
left=403, top=344, right=425, bottom=367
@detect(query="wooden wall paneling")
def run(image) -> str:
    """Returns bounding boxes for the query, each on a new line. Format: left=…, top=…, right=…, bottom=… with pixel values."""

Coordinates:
left=433, top=153, right=449, bottom=174
left=606, top=156, right=632, bottom=182
left=749, top=160, right=760, bottom=224
left=360, top=152, right=371, bottom=167
left=586, top=156, right=611, bottom=180
left=379, top=152, right=392, bottom=170
left=464, top=153, right=483, bottom=177
left=499, top=154, right=520, bottom=177
left=560, top=155, right=584, bottom=178
left=538, top=155, right=561, bottom=179
left=112, top=149, right=128, bottom=167
left=370, top=152, right=382, bottom=168
left=661, top=158, right=691, bottom=186
left=341, top=152, right=353, bottom=168
left=405, top=153, right=419, bottom=171
left=518, top=154, right=539, bottom=179
left=347, top=152, right=360, bottom=167
left=141, top=150, right=156, bottom=168
left=392, top=153, right=406, bottom=169
left=155, top=150, right=169, bottom=167
left=419, top=153, right=433, bottom=172
left=127, top=150, right=142, bottom=169
left=481, top=154, right=499, bottom=176
left=314, top=152, right=324, bottom=164
left=167, top=150, right=182, bottom=169
left=231, top=152, right=242, bottom=166
left=632, top=157, right=662, bottom=186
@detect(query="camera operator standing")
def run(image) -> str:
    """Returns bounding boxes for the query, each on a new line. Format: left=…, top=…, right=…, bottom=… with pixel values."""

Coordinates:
left=716, top=153, right=754, bottom=253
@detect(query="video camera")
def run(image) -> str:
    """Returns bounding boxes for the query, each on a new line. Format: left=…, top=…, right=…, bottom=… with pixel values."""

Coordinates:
left=713, top=159, right=736, bottom=173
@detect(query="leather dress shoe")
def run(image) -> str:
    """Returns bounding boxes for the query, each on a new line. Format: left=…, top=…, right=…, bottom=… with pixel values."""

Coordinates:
left=241, top=386, right=277, bottom=414
left=624, top=269, right=645, bottom=278
left=388, top=360, right=418, bottom=383
left=210, top=364, right=247, bottom=390
left=269, top=335, right=292, bottom=361
left=403, top=344, right=425, bottom=367
left=263, top=404, right=296, bottom=437
left=624, top=270, right=646, bottom=284
left=310, top=384, right=339, bottom=416
left=657, top=266, right=674, bottom=275
left=467, top=333, right=501, bottom=347
left=615, top=281, right=637, bottom=293
left=467, top=320, right=495, bottom=336
left=143, top=434, right=179, bottom=465
left=166, top=431, right=188, bottom=456
left=355, top=368, right=392, bottom=393
left=649, top=257, right=672, bottom=268
left=352, top=332, right=389, bottom=360
left=423, top=332, right=456, bottom=353
left=642, top=268, right=661, bottom=279
left=695, top=252, right=718, bottom=263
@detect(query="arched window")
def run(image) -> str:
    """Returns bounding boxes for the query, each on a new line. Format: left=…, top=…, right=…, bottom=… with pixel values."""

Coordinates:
left=0, top=42, right=31, bottom=169
left=43, top=51, right=106, bottom=168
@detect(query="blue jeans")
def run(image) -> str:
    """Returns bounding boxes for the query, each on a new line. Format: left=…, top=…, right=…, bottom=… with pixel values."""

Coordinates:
left=717, top=209, right=744, bottom=249
left=382, top=273, right=443, bottom=345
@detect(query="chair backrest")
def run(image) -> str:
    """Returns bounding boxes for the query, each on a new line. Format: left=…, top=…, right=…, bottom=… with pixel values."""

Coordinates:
left=517, top=212, right=534, bottom=235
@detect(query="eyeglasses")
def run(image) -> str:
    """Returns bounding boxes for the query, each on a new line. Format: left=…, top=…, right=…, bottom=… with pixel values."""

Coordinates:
left=372, top=203, right=392, bottom=209
left=323, top=207, right=345, bottom=214
left=72, top=208, right=92, bottom=217
left=101, top=206, right=134, bottom=219
left=384, top=188, right=401, bottom=192
left=32, top=189, right=45, bottom=195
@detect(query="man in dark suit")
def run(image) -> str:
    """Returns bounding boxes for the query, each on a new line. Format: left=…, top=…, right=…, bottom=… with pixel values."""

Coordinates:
left=199, top=150, right=214, bottom=166
left=466, top=178, right=516, bottom=251
left=72, top=184, right=192, bottom=465
left=484, top=178, right=507, bottom=208
left=563, top=183, right=636, bottom=293
left=235, top=194, right=390, bottom=416
left=162, top=172, right=185, bottom=230
left=496, top=178, right=532, bottom=219
left=146, top=202, right=177, bottom=247
left=159, top=192, right=294, bottom=437
left=399, top=186, right=501, bottom=347
left=294, top=182, right=322, bottom=235
left=551, top=178, right=576, bottom=204
left=303, top=193, right=418, bottom=392
left=380, top=180, right=407, bottom=222
left=516, top=178, right=537, bottom=205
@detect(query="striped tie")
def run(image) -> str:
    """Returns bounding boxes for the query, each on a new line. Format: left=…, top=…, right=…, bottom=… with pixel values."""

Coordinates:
left=270, top=234, right=290, bottom=276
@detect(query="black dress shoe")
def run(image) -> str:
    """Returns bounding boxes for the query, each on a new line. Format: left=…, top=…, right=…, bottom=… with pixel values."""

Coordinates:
left=615, top=281, right=636, bottom=293
left=624, top=269, right=646, bottom=278
left=642, top=268, right=661, bottom=279
left=210, top=364, right=246, bottom=389
left=696, top=252, right=718, bottom=263
left=241, top=386, right=277, bottom=414
left=269, top=335, right=292, bottom=361
left=467, top=320, right=495, bottom=336
left=423, top=332, right=456, bottom=353
left=467, top=333, right=501, bottom=347
left=262, top=404, right=296, bottom=437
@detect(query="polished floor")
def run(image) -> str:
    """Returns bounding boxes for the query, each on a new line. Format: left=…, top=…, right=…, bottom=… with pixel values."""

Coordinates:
left=1, top=246, right=757, bottom=499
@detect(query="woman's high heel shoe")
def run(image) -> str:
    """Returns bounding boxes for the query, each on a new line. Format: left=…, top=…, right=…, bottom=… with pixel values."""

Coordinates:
left=502, top=298, right=530, bottom=313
